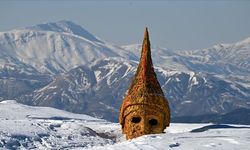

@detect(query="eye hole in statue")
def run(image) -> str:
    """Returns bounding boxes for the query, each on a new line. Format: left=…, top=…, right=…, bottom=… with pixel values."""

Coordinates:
left=149, top=118, right=158, bottom=126
left=131, top=117, right=141, bottom=123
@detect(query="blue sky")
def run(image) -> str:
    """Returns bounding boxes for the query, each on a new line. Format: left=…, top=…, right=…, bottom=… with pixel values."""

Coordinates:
left=0, top=0, right=250, bottom=50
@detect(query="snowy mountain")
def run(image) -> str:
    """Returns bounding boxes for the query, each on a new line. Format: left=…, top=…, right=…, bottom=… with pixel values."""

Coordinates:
left=188, top=37, right=250, bottom=74
left=17, top=58, right=250, bottom=122
left=0, top=20, right=136, bottom=74
left=25, top=20, right=102, bottom=43
left=1, top=100, right=249, bottom=149
left=0, top=20, right=250, bottom=123
left=123, top=38, right=250, bottom=75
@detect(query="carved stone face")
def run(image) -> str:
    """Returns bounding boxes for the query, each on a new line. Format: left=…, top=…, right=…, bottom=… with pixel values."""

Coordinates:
left=123, top=107, right=165, bottom=139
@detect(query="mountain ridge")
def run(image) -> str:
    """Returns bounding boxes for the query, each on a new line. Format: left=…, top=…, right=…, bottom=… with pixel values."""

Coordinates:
left=0, top=20, right=249, bottom=123
left=0, top=21, right=137, bottom=74
left=24, top=20, right=101, bottom=42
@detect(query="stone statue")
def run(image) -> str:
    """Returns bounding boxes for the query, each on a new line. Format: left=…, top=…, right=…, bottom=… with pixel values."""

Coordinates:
left=119, top=28, right=171, bottom=139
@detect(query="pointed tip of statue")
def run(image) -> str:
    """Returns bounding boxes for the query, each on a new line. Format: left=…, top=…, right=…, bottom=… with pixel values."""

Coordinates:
left=144, top=27, right=149, bottom=39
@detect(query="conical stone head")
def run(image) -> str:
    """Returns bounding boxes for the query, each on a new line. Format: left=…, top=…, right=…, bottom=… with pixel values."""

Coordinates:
left=119, top=28, right=171, bottom=139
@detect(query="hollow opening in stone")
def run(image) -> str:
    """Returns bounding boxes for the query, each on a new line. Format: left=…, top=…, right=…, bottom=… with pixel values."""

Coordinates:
left=131, top=117, right=141, bottom=123
left=149, top=119, right=158, bottom=126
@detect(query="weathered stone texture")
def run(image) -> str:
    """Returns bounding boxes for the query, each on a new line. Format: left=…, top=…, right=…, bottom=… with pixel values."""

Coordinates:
left=119, top=28, right=171, bottom=139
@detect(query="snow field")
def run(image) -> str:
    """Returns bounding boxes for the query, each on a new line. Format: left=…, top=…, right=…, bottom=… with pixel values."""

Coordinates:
left=0, top=100, right=249, bottom=149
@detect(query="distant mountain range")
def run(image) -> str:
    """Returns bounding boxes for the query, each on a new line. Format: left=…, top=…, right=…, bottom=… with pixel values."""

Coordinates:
left=0, top=20, right=249, bottom=123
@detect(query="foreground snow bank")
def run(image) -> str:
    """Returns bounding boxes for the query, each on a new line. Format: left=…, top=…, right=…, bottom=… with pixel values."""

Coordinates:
left=89, top=124, right=250, bottom=150
left=0, top=100, right=123, bottom=149
left=0, top=100, right=249, bottom=150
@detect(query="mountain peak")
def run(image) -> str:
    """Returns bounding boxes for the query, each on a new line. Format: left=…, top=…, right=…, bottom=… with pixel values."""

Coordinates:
left=24, top=20, right=100, bottom=42
left=213, top=37, right=250, bottom=50
left=235, top=37, right=250, bottom=47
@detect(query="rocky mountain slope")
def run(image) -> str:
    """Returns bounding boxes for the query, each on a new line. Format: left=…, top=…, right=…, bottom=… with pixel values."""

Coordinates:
left=0, top=21, right=249, bottom=122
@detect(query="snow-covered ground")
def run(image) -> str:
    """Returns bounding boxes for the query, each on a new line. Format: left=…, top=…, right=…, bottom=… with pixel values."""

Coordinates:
left=0, top=100, right=249, bottom=150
